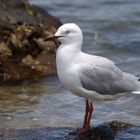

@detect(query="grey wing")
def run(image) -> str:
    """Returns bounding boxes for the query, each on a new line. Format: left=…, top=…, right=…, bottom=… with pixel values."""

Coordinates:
left=80, top=63, right=140, bottom=95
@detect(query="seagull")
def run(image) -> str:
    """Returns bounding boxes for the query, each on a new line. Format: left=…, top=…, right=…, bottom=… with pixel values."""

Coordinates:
left=44, top=23, right=140, bottom=133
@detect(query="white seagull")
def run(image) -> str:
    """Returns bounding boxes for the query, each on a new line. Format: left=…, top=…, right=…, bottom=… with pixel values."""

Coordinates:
left=45, top=23, right=140, bottom=133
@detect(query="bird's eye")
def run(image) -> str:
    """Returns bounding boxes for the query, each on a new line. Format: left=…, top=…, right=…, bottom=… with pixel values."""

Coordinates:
left=65, top=31, right=70, bottom=34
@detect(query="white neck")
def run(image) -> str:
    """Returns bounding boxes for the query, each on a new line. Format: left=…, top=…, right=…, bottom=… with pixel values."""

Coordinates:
left=56, top=42, right=82, bottom=71
left=56, top=41, right=82, bottom=66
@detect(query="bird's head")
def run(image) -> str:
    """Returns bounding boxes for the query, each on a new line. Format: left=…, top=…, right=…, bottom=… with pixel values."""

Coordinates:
left=44, top=23, right=83, bottom=45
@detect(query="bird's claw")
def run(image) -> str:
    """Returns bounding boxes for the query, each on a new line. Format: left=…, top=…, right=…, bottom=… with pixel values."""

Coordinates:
left=76, top=127, right=88, bottom=134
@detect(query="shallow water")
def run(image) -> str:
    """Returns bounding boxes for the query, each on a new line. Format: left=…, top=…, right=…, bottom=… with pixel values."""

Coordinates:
left=1, top=0, right=140, bottom=138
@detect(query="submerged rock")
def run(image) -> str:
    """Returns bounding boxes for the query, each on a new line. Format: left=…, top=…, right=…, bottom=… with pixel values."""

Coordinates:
left=0, top=0, right=61, bottom=83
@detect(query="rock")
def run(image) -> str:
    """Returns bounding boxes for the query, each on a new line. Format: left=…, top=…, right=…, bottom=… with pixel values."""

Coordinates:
left=0, top=0, right=62, bottom=83
left=0, top=121, right=139, bottom=140
left=64, top=120, right=132, bottom=140
left=108, top=120, right=131, bottom=133
left=22, top=54, right=37, bottom=65
left=0, top=42, right=12, bottom=56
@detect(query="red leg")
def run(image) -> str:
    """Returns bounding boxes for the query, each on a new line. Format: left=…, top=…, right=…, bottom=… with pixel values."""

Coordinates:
left=86, top=102, right=93, bottom=129
left=82, top=99, right=89, bottom=128
left=77, top=99, right=89, bottom=133
left=78, top=100, right=93, bottom=134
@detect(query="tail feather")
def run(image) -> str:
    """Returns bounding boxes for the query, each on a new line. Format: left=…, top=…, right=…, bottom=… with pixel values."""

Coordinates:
left=132, top=91, right=140, bottom=94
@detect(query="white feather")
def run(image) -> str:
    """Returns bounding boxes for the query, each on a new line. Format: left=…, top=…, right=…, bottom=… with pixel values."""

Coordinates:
left=132, top=91, right=140, bottom=94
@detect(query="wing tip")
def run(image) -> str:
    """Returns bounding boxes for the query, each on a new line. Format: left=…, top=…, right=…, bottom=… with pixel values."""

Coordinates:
left=132, top=91, right=140, bottom=94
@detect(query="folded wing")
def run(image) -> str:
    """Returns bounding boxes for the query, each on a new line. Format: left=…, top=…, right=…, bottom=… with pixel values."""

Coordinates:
left=80, top=61, right=140, bottom=95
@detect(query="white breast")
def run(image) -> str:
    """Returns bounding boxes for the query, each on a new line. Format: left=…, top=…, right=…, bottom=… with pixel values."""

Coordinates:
left=56, top=46, right=81, bottom=91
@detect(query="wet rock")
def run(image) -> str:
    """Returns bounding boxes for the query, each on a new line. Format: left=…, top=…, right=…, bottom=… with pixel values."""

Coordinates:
left=67, top=126, right=114, bottom=140
left=0, top=121, right=139, bottom=140
left=0, top=0, right=61, bottom=83
left=64, top=121, right=132, bottom=140
left=108, top=120, right=131, bottom=133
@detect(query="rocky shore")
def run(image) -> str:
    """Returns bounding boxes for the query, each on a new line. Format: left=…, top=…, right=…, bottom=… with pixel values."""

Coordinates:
left=1, top=120, right=138, bottom=140
left=0, top=0, right=61, bottom=83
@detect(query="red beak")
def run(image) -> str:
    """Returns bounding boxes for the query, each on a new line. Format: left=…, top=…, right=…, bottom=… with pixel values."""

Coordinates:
left=44, top=35, right=64, bottom=41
